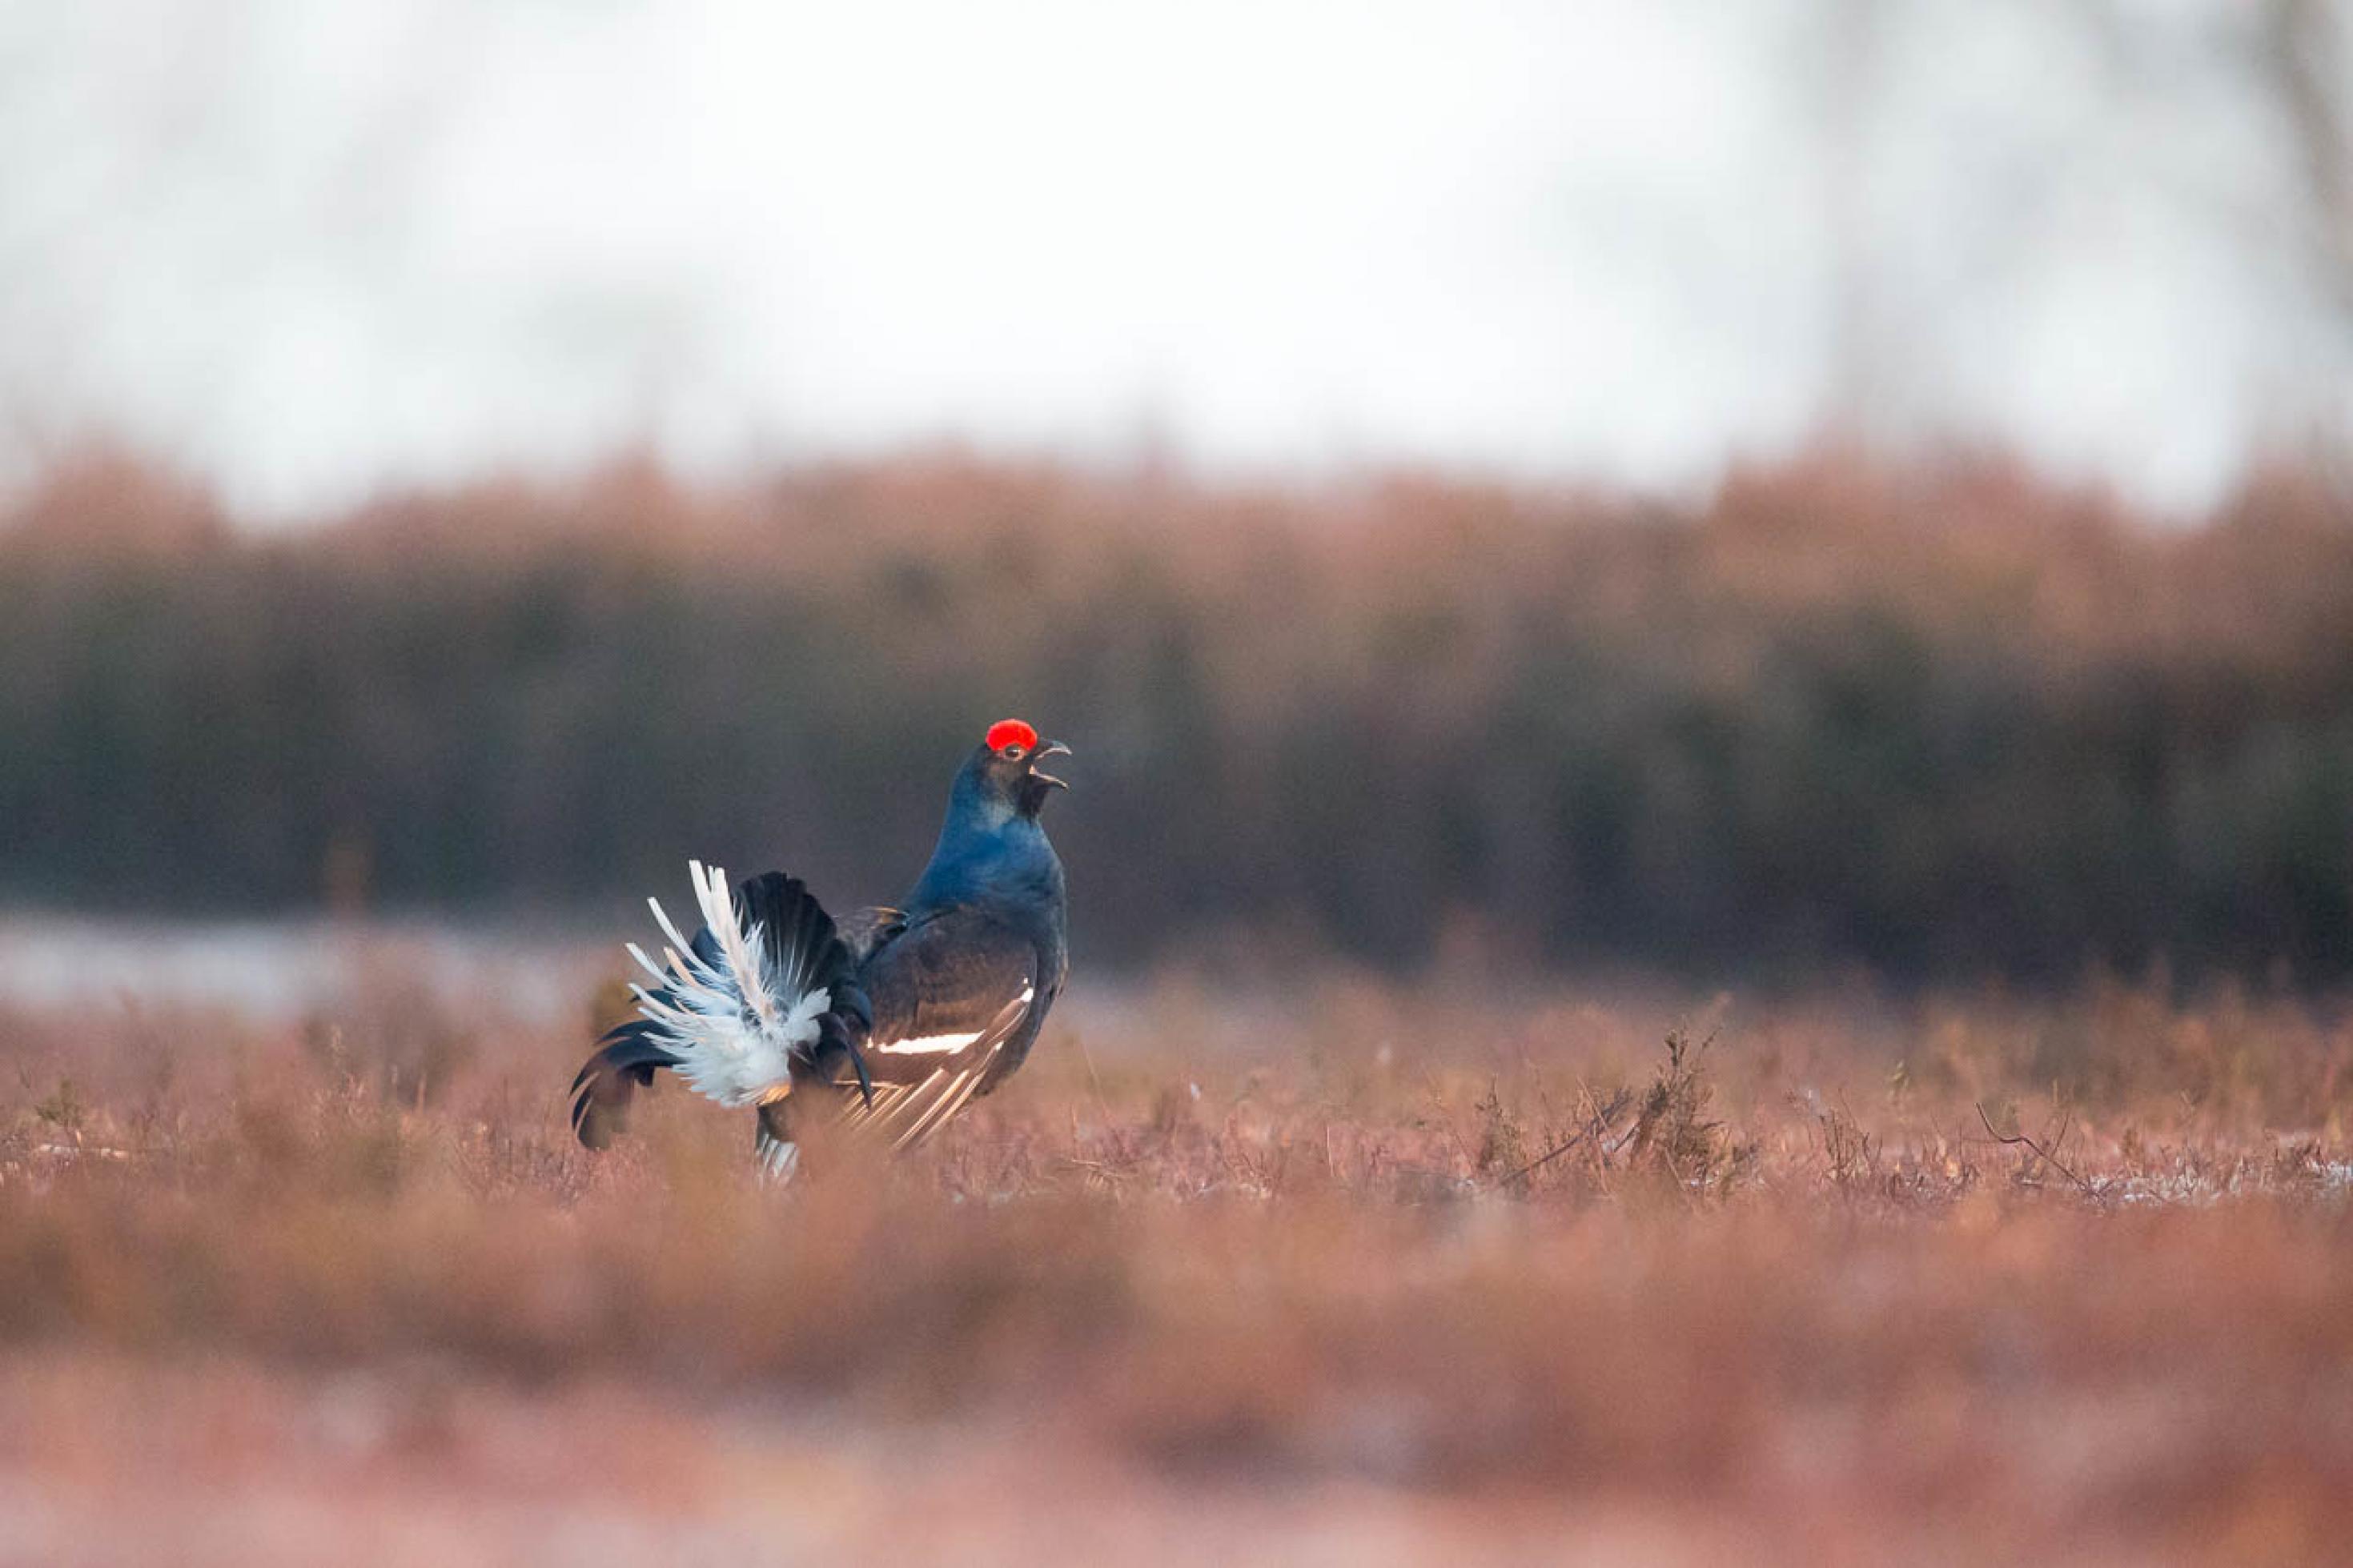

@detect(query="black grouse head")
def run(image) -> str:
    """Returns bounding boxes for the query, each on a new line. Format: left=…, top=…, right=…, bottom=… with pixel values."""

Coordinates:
left=964, top=717, right=1070, bottom=820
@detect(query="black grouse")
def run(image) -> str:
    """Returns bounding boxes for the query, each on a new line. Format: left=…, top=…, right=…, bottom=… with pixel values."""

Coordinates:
left=570, top=719, right=1070, bottom=1177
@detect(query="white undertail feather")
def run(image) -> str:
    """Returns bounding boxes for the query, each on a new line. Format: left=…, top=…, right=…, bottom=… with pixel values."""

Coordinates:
left=623, top=860, right=830, bottom=1108
left=693, top=860, right=784, bottom=1037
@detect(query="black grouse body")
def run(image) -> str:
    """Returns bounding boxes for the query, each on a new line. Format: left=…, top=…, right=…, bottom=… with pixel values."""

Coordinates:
left=569, top=719, right=1070, bottom=1176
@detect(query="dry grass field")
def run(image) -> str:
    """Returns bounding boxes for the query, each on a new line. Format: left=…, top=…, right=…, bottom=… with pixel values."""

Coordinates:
left=2, top=952, right=2350, bottom=1563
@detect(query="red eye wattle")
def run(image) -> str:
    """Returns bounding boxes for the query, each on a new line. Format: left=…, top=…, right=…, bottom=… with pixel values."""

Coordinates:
left=986, top=718, right=1038, bottom=755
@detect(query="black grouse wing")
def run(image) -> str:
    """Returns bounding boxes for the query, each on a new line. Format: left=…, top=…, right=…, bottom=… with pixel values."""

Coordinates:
left=830, top=908, right=1042, bottom=1151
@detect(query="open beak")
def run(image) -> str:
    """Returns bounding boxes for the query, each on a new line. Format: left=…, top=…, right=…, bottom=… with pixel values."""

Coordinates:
left=1031, top=740, right=1072, bottom=790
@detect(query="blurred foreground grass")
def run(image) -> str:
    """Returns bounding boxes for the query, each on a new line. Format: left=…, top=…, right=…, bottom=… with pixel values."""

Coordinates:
left=2, top=967, right=2351, bottom=1563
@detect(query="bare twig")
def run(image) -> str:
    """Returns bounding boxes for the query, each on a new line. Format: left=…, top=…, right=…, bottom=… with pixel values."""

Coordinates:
left=1977, top=1101, right=2103, bottom=1202
left=1492, top=1088, right=1634, bottom=1190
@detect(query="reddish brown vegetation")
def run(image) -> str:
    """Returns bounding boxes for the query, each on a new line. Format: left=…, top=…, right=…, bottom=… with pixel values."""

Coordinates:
left=2, top=965, right=2349, bottom=1560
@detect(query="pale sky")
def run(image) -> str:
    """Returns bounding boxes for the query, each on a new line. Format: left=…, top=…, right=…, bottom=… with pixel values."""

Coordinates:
left=0, top=0, right=2343, bottom=517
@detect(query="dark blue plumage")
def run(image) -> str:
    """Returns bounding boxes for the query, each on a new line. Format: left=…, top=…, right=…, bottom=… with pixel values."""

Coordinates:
left=569, top=720, right=1070, bottom=1171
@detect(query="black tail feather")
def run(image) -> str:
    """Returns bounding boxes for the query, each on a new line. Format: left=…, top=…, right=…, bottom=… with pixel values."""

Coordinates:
left=815, top=1011, right=874, bottom=1108
left=737, top=871, right=852, bottom=1001
left=569, top=1020, right=681, bottom=1149
left=739, top=872, right=872, bottom=1107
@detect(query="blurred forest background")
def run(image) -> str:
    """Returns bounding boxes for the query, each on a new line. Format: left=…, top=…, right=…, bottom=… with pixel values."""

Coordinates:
left=4, top=448, right=2348, bottom=984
